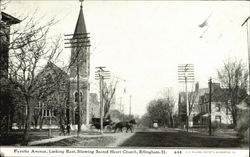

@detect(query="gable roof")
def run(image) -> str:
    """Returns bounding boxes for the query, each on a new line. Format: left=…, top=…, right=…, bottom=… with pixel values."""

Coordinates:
left=237, top=95, right=250, bottom=110
left=1, top=12, right=21, bottom=25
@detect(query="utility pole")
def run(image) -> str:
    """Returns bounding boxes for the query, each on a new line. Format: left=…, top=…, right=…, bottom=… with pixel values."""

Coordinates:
left=242, top=16, right=250, bottom=94
left=65, top=32, right=90, bottom=137
left=48, top=109, right=52, bottom=138
left=129, top=95, right=132, bottom=119
left=0, top=0, right=2, bottom=22
left=119, top=97, right=122, bottom=113
left=119, top=97, right=124, bottom=120
left=208, top=78, right=212, bottom=136
left=178, top=64, right=194, bottom=132
left=95, top=67, right=110, bottom=134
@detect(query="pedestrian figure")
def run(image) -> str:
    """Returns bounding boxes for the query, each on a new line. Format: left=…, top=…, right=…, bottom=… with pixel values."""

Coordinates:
left=66, top=124, right=71, bottom=135
left=59, top=124, right=65, bottom=136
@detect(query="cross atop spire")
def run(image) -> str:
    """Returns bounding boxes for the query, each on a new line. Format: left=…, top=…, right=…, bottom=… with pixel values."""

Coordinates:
left=79, top=0, right=84, bottom=8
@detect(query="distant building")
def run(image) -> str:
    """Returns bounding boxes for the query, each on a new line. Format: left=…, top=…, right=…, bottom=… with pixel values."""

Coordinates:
left=89, top=93, right=100, bottom=118
left=178, top=82, right=208, bottom=128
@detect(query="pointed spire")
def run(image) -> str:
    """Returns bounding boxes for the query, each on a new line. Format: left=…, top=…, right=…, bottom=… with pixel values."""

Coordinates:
left=74, top=1, right=87, bottom=37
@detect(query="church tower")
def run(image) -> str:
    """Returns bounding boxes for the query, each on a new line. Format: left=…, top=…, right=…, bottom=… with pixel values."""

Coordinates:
left=69, top=3, right=90, bottom=126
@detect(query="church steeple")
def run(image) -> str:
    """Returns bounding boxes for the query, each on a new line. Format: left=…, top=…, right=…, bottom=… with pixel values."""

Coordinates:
left=69, top=1, right=90, bottom=126
left=74, top=3, right=87, bottom=37
left=70, top=2, right=90, bottom=79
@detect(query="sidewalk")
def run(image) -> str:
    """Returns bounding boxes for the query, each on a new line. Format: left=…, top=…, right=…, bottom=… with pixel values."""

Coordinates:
left=28, top=135, right=75, bottom=146
left=171, top=127, right=239, bottom=139
left=27, top=131, right=124, bottom=146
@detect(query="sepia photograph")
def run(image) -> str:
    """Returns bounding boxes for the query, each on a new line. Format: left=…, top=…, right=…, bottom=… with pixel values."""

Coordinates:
left=0, top=0, right=249, bottom=156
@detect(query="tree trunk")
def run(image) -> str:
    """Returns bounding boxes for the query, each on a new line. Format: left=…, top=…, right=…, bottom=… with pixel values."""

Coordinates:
left=39, top=117, right=44, bottom=130
left=232, top=106, right=237, bottom=126
left=10, top=107, right=14, bottom=131
left=22, top=97, right=32, bottom=145
left=170, top=113, right=174, bottom=128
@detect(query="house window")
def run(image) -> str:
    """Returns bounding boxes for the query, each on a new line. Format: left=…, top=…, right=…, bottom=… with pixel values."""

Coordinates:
left=43, top=110, right=50, bottom=117
left=43, top=109, right=55, bottom=117
left=53, top=109, right=57, bottom=116
left=215, top=104, right=221, bottom=112
left=215, top=116, right=221, bottom=123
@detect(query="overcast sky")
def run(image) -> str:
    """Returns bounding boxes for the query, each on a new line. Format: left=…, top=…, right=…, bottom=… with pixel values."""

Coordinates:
left=5, top=1, right=250, bottom=116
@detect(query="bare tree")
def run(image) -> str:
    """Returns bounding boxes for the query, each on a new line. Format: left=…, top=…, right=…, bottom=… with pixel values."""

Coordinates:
left=160, top=88, right=176, bottom=127
left=6, top=13, right=65, bottom=144
left=188, top=84, right=199, bottom=117
left=217, top=58, right=248, bottom=125
left=102, top=79, right=118, bottom=118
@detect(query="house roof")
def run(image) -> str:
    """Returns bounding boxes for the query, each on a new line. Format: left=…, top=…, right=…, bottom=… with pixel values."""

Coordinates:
left=237, top=95, right=250, bottom=110
left=1, top=12, right=21, bottom=25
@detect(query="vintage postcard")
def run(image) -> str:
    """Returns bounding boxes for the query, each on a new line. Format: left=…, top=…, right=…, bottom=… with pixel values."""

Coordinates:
left=0, top=0, right=249, bottom=157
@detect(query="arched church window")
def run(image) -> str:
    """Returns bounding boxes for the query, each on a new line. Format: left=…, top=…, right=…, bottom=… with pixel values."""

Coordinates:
left=74, top=92, right=78, bottom=102
left=80, top=92, right=83, bottom=102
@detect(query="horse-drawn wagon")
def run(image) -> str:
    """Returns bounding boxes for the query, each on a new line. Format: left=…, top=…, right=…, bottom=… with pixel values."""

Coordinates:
left=90, top=117, right=114, bottom=131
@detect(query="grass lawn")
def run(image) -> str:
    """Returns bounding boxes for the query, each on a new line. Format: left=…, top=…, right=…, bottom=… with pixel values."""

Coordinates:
left=0, top=129, right=65, bottom=145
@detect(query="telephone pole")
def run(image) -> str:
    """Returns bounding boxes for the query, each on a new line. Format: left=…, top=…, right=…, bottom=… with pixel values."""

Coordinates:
left=95, top=67, right=110, bottom=134
left=65, top=32, right=90, bottom=137
left=242, top=16, right=250, bottom=94
left=208, top=78, right=212, bottom=136
left=178, top=64, right=195, bottom=132
left=129, top=95, right=132, bottom=118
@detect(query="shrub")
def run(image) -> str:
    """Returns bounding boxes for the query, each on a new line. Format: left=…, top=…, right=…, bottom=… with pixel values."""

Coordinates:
left=211, top=121, right=228, bottom=130
left=227, top=124, right=235, bottom=129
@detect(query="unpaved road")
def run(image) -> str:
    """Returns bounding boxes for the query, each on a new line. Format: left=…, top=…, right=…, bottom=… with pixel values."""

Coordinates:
left=31, top=128, right=247, bottom=148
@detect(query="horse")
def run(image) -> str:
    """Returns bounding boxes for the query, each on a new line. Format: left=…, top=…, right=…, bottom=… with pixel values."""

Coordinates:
left=114, top=119, right=137, bottom=133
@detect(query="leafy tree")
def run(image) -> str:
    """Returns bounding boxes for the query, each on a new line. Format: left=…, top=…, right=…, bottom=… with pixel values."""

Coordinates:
left=147, top=98, right=175, bottom=127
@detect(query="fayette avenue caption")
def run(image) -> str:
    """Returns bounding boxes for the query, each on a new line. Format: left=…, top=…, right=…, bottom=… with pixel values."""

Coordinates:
left=13, top=149, right=167, bottom=155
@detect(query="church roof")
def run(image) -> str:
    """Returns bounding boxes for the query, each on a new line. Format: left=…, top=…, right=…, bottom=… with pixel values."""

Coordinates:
left=1, top=12, right=21, bottom=25
left=73, top=6, right=87, bottom=37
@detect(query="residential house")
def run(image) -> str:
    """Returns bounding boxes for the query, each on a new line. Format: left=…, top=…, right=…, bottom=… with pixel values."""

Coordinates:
left=193, top=83, right=233, bottom=126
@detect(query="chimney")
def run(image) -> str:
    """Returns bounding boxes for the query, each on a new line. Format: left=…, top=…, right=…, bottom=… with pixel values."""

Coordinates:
left=195, top=82, right=199, bottom=92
